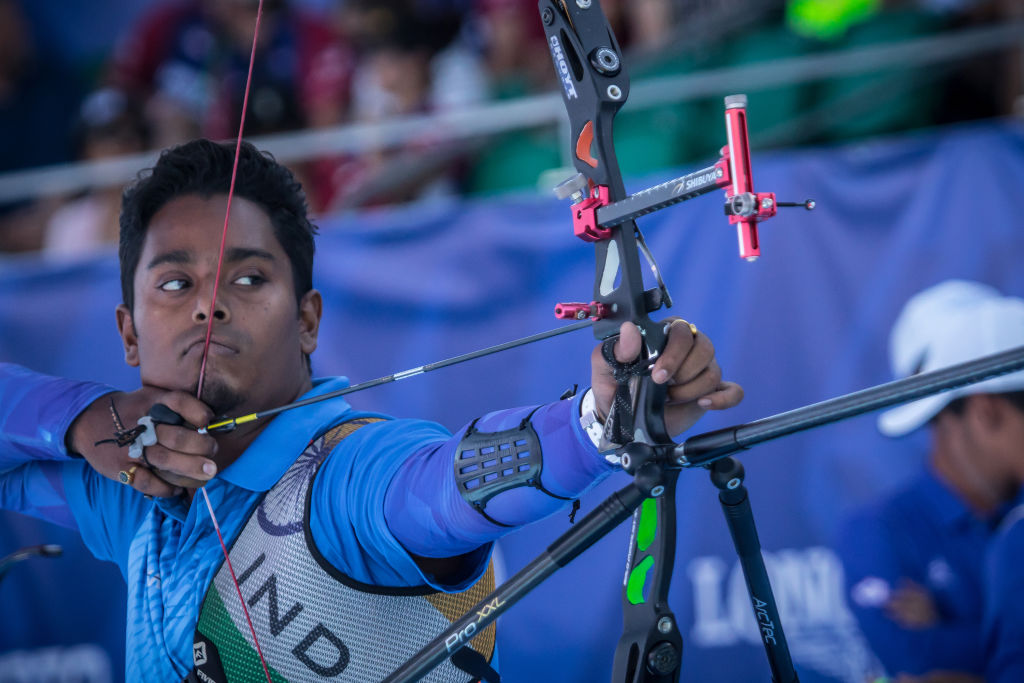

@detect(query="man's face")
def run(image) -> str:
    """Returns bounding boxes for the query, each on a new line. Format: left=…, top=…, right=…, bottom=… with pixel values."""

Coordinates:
left=116, top=194, right=321, bottom=418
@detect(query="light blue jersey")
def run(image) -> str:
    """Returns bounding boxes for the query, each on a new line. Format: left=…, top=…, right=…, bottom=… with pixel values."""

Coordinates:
left=0, top=365, right=612, bottom=680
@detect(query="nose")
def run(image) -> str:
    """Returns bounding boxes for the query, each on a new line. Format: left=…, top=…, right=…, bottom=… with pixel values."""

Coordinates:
left=192, top=291, right=230, bottom=325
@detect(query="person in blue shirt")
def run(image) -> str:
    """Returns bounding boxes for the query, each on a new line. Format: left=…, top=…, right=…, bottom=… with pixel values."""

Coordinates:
left=836, top=280, right=1024, bottom=682
left=986, top=484, right=1024, bottom=683
left=0, top=138, right=742, bottom=682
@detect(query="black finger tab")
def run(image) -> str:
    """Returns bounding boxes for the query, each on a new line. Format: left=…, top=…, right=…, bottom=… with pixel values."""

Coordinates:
left=149, top=403, right=186, bottom=427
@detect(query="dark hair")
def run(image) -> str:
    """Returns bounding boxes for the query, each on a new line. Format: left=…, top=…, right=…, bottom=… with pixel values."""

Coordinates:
left=119, top=139, right=317, bottom=311
left=937, top=390, right=1024, bottom=420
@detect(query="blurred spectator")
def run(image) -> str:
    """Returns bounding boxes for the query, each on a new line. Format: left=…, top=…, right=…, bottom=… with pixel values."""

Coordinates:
left=805, top=1, right=947, bottom=144
left=0, top=0, right=81, bottom=253
left=984, top=416, right=1024, bottom=680
left=966, top=290, right=1024, bottom=682
left=106, top=0, right=353, bottom=154
left=464, top=0, right=559, bottom=196
left=473, top=0, right=552, bottom=98
left=42, top=88, right=149, bottom=259
left=836, top=280, right=1024, bottom=681
left=0, top=0, right=78, bottom=173
left=1, top=0, right=1018, bottom=231
left=323, top=0, right=487, bottom=208
left=930, top=0, right=1024, bottom=127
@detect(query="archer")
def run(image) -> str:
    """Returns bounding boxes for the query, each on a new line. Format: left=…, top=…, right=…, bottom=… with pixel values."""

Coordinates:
left=0, top=139, right=742, bottom=681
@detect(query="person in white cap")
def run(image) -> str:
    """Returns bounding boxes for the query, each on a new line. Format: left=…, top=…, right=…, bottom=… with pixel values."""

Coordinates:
left=836, top=279, right=1024, bottom=682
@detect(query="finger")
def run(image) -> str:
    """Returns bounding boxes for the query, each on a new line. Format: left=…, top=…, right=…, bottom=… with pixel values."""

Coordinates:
left=665, top=364, right=723, bottom=404
left=614, top=322, right=642, bottom=364
left=128, top=466, right=179, bottom=498
left=152, top=423, right=218, bottom=457
left=157, top=391, right=215, bottom=429
left=651, top=320, right=700, bottom=384
left=695, top=381, right=744, bottom=411
left=138, top=444, right=217, bottom=481
left=148, top=467, right=209, bottom=491
left=674, top=331, right=715, bottom=385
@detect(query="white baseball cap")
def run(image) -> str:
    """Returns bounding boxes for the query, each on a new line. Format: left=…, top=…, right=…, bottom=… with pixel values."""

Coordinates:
left=878, top=280, right=1024, bottom=437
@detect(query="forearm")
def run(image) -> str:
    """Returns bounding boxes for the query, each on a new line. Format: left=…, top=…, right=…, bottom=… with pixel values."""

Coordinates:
left=0, top=363, right=115, bottom=471
left=385, top=391, right=616, bottom=557
left=0, top=461, right=78, bottom=528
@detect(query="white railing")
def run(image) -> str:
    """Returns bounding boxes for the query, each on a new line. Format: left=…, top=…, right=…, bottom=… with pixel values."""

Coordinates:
left=0, top=21, right=1020, bottom=204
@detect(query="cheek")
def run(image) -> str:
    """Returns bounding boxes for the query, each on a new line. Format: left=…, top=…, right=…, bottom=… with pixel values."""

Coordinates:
left=249, top=299, right=301, bottom=343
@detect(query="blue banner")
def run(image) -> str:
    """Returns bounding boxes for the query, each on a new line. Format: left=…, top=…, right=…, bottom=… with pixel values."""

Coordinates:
left=2, top=119, right=1023, bottom=682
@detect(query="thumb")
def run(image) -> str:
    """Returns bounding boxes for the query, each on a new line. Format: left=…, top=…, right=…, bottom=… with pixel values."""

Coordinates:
left=614, top=322, right=643, bottom=364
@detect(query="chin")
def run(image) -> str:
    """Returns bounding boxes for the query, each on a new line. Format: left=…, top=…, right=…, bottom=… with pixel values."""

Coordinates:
left=198, top=377, right=246, bottom=417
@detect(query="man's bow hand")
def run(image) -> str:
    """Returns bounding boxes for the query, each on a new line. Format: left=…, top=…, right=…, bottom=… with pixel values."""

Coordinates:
left=591, top=318, right=743, bottom=438
left=67, top=388, right=220, bottom=497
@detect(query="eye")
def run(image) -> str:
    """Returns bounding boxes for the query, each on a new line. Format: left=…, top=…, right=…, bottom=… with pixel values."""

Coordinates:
left=158, top=278, right=189, bottom=292
left=234, top=274, right=265, bottom=287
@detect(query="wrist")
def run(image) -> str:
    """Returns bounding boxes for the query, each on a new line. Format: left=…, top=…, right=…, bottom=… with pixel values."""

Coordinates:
left=579, top=388, right=620, bottom=463
left=66, top=391, right=122, bottom=457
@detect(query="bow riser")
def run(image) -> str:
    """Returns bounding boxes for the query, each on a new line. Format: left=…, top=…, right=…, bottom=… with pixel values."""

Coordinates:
left=541, top=0, right=668, bottom=351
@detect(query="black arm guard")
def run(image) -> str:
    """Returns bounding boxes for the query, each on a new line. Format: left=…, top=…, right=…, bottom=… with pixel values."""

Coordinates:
left=454, top=411, right=574, bottom=527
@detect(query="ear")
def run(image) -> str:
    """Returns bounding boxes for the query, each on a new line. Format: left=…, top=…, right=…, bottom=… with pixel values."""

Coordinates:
left=298, top=289, right=322, bottom=356
left=116, top=304, right=141, bottom=367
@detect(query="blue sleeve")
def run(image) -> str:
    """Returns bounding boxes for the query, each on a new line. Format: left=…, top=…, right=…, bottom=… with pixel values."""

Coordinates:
left=384, top=393, right=614, bottom=555
left=837, top=510, right=984, bottom=675
left=0, top=363, right=116, bottom=471
left=309, top=416, right=464, bottom=590
left=0, top=460, right=79, bottom=528
left=310, top=394, right=615, bottom=592
left=984, top=514, right=1024, bottom=683
left=0, top=458, right=149, bottom=577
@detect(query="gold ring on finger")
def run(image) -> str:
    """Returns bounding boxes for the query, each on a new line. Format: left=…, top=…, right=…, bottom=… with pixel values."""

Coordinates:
left=118, top=465, right=139, bottom=486
left=680, top=319, right=698, bottom=338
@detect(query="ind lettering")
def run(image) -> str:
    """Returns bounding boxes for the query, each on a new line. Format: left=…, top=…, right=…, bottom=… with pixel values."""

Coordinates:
left=293, top=623, right=350, bottom=676
left=236, top=554, right=266, bottom=587
left=248, top=574, right=302, bottom=636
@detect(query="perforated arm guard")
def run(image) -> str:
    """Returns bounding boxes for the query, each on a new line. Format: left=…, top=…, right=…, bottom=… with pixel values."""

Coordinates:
left=384, top=393, right=618, bottom=557
left=454, top=410, right=574, bottom=528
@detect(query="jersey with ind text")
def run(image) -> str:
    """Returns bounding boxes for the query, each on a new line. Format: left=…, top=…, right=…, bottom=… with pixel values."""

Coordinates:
left=189, top=418, right=496, bottom=682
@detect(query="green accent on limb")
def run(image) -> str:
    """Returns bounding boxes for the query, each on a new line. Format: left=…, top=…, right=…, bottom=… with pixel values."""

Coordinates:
left=626, top=555, right=655, bottom=605
left=637, top=498, right=658, bottom=552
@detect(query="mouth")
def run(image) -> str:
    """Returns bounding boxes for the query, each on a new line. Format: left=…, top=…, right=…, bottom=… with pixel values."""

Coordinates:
left=184, top=338, right=238, bottom=357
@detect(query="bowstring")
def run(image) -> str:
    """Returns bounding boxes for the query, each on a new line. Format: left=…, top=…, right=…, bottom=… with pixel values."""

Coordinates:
left=195, top=2, right=273, bottom=681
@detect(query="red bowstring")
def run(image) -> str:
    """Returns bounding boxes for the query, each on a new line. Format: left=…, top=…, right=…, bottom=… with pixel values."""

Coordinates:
left=195, top=2, right=273, bottom=681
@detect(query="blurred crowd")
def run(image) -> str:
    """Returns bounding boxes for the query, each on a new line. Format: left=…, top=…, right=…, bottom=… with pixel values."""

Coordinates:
left=0, top=0, right=1020, bottom=257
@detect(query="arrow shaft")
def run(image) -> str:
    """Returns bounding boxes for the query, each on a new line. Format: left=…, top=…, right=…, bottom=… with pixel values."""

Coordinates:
left=202, top=319, right=594, bottom=433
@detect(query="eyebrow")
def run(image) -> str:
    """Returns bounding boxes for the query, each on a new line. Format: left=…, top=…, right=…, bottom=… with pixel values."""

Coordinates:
left=147, top=247, right=276, bottom=270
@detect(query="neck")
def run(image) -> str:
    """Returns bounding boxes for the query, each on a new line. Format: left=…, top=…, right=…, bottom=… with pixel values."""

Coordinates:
left=176, top=375, right=315, bottom=503
left=176, top=418, right=275, bottom=506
